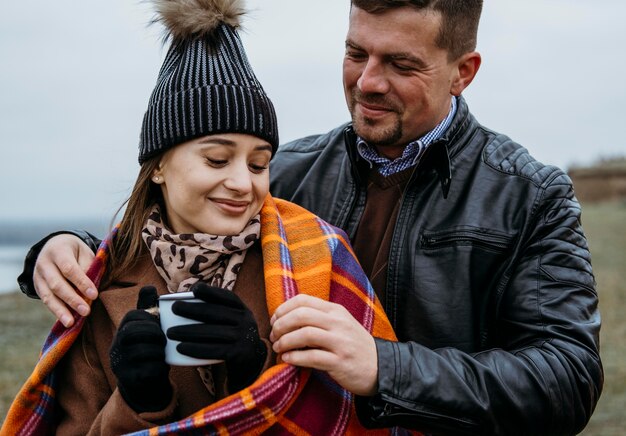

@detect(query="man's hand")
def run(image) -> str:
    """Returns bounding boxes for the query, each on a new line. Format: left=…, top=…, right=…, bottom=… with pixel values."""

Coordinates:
left=33, top=234, right=97, bottom=327
left=269, top=294, right=378, bottom=396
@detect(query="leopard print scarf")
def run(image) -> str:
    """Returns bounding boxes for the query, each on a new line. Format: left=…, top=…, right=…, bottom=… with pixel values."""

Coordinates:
left=142, top=206, right=260, bottom=293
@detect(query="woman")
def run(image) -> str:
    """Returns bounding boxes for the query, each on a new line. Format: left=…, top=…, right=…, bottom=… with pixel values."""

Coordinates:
left=2, top=1, right=408, bottom=435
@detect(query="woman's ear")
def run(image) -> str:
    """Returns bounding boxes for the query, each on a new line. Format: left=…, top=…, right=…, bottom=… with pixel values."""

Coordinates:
left=152, top=166, right=164, bottom=184
left=450, top=51, right=481, bottom=96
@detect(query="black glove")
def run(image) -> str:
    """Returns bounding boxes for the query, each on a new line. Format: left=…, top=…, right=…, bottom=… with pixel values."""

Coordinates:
left=167, top=282, right=267, bottom=392
left=110, top=286, right=172, bottom=413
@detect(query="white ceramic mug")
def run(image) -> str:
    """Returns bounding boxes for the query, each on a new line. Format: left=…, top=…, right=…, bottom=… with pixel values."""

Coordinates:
left=158, top=291, right=223, bottom=366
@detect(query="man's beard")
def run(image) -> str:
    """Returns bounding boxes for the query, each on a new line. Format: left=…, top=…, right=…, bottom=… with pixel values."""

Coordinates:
left=349, top=89, right=403, bottom=148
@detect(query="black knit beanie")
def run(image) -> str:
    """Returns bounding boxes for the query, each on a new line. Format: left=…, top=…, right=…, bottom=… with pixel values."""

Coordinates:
left=138, top=0, right=279, bottom=164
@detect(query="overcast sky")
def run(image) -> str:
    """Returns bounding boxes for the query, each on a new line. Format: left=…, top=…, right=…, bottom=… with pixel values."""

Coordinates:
left=1, top=0, right=624, bottom=223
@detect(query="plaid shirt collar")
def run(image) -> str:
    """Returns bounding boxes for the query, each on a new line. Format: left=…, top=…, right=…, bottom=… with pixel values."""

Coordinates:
left=356, top=96, right=457, bottom=177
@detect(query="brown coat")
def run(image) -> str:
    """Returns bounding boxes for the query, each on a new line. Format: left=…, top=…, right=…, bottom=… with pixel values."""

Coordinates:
left=55, top=243, right=272, bottom=436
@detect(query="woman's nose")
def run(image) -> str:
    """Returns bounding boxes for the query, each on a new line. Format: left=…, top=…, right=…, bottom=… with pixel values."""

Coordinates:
left=223, top=163, right=253, bottom=194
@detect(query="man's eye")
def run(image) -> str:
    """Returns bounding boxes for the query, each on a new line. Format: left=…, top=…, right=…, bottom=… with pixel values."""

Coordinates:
left=393, top=62, right=414, bottom=72
left=346, top=51, right=367, bottom=60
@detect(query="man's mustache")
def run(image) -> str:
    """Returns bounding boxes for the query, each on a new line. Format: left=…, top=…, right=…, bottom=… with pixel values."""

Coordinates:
left=351, top=90, right=399, bottom=113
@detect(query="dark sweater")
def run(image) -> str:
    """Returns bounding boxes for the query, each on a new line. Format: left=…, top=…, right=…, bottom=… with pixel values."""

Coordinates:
left=352, top=167, right=414, bottom=307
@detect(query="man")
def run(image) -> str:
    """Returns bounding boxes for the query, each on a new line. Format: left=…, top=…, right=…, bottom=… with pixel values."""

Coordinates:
left=19, top=1, right=602, bottom=434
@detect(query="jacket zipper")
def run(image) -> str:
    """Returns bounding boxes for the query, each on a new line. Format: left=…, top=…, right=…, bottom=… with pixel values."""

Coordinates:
left=382, top=399, right=479, bottom=431
left=383, top=159, right=426, bottom=328
left=421, top=231, right=510, bottom=251
left=339, top=127, right=365, bottom=236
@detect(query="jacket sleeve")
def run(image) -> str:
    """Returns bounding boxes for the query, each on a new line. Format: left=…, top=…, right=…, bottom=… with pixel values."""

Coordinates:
left=356, top=171, right=603, bottom=435
left=18, top=230, right=101, bottom=298
left=55, top=308, right=177, bottom=436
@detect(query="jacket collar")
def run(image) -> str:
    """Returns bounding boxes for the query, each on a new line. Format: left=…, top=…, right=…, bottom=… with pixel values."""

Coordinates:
left=343, top=95, right=473, bottom=199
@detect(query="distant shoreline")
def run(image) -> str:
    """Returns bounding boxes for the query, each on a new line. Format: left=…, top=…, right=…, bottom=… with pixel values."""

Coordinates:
left=0, top=219, right=109, bottom=246
left=0, top=244, right=28, bottom=295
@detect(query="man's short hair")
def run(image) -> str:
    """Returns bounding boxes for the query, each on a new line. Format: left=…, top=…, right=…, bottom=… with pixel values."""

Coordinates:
left=351, top=0, right=483, bottom=61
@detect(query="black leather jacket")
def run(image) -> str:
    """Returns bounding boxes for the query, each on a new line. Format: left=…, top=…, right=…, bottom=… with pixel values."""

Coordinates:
left=268, top=97, right=602, bottom=435
left=19, top=97, right=602, bottom=435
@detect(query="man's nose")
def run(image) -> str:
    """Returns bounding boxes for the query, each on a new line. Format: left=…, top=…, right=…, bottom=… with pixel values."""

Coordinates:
left=357, top=59, right=389, bottom=95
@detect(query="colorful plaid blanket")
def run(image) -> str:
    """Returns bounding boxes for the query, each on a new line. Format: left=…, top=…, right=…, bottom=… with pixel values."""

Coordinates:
left=2, top=196, right=417, bottom=435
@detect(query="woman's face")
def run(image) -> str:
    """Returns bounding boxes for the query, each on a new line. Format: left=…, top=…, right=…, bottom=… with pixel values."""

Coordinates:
left=153, top=133, right=272, bottom=236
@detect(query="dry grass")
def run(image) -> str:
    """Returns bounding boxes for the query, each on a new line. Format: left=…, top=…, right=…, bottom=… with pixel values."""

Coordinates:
left=579, top=201, right=626, bottom=435
left=0, top=292, right=55, bottom=424
left=0, top=201, right=624, bottom=432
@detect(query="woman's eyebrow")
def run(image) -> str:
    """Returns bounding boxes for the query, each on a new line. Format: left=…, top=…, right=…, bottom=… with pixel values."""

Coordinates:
left=197, top=138, right=272, bottom=152
left=197, top=137, right=236, bottom=146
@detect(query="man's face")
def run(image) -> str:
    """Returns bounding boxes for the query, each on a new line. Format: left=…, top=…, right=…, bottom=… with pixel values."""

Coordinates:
left=343, top=6, right=460, bottom=158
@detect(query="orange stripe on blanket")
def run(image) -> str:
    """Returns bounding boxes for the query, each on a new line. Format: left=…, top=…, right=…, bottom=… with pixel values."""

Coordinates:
left=263, top=267, right=294, bottom=279
left=261, top=234, right=288, bottom=245
left=17, top=378, right=49, bottom=407
left=288, top=234, right=333, bottom=251
left=277, top=416, right=313, bottom=436
left=258, top=404, right=278, bottom=429
left=265, top=263, right=332, bottom=285
left=279, top=213, right=320, bottom=227
left=332, top=273, right=389, bottom=320
left=292, top=262, right=333, bottom=280
left=214, top=422, right=228, bottom=435
left=240, top=389, right=257, bottom=410
left=39, top=383, right=54, bottom=399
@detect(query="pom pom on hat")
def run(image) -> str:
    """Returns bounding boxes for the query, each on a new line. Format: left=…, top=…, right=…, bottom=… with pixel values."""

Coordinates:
left=152, top=0, right=245, bottom=40
left=139, top=0, right=279, bottom=163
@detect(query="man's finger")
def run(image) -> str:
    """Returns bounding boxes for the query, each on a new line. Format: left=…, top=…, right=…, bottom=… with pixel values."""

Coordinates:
left=36, top=283, right=76, bottom=327
left=270, top=306, right=333, bottom=343
left=280, top=348, right=335, bottom=371
left=270, top=294, right=335, bottom=325
left=57, top=256, right=97, bottom=300
left=272, top=325, right=334, bottom=355
left=35, top=264, right=91, bottom=317
left=76, top=243, right=97, bottom=299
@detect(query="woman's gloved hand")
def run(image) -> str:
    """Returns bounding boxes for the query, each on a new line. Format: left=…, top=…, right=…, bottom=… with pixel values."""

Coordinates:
left=109, top=285, right=172, bottom=412
left=167, top=281, right=267, bottom=392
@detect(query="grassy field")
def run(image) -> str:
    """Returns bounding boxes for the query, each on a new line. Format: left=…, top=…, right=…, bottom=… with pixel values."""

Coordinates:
left=0, top=201, right=624, bottom=433
left=579, top=202, right=626, bottom=435
left=0, top=291, right=55, bottom=424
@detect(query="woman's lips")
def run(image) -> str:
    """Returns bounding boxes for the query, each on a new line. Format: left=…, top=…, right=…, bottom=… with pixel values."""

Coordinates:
left=211, top=198, right=250, bottom=214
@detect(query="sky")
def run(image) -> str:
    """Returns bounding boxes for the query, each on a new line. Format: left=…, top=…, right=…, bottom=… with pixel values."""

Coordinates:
left=1, top=0, right=625, bottom=223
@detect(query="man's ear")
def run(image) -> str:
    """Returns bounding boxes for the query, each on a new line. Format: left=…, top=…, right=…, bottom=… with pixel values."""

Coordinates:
left=450, top=51, right=481, bottom=96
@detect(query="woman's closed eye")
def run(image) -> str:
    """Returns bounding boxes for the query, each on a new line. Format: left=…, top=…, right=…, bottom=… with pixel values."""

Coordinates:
left=249, top=162, right=269, bottom=173
left=206, top=157, right=228, bottom=167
